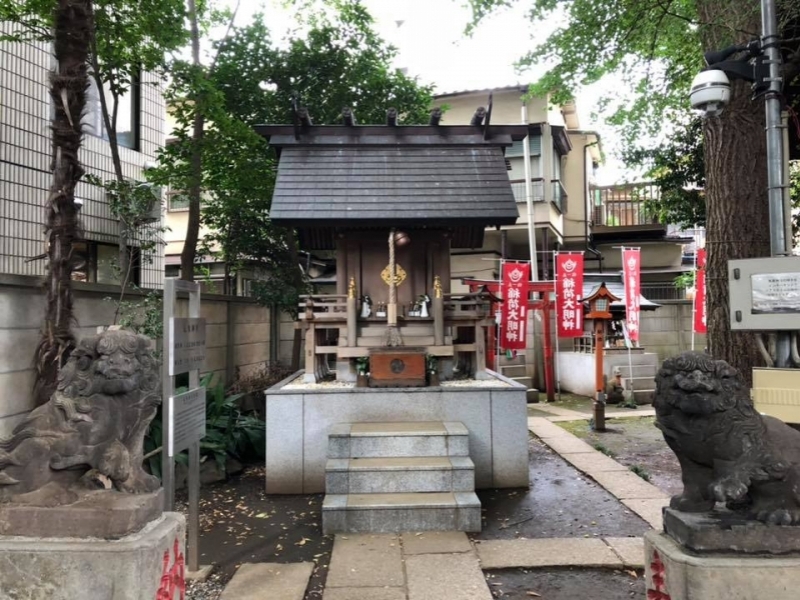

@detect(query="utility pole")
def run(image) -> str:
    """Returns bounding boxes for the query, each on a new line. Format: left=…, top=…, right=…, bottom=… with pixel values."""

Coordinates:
left=761, top=0, right=791, bottom=366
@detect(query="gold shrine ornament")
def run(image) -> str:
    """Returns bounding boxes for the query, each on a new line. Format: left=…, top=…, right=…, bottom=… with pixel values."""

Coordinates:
left=381, top=263, right=407, bottom=286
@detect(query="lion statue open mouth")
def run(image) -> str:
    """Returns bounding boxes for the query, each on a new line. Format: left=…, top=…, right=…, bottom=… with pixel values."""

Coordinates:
left=654, top=351, right=800, bottom=525
left=0, top=329, right=161, bottom=505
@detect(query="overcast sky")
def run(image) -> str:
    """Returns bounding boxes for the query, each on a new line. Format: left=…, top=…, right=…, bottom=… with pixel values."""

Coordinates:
left=223, top=0, right=639, bottom=183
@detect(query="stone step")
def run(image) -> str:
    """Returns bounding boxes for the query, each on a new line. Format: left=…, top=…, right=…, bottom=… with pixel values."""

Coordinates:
left=322, top=492, right=481, bottom=534
left=633, top=389, right=654, bottom=404
left=616, top=364, right=657, bottom=377
left=500, top=364, right=527, bottom=378
left=328, top=422, right=469, bottom=459
left=325, top=456, right=475, bottom=494
left=511, top=376, right=533, bottom=389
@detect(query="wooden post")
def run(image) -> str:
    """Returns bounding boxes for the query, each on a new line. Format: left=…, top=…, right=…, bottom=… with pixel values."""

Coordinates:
left=347, top=277, right=357, bottom=347
left=474, top=321, right=488, bottom=380
left=304, top=323, right=316, bottom=383
left=433, top=276, right=444, bottom=346
left=594, top=319, right=606, bottom=431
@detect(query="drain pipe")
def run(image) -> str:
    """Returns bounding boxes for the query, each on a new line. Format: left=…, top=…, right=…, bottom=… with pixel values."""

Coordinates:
left=583, top=142, right=603, bottom=271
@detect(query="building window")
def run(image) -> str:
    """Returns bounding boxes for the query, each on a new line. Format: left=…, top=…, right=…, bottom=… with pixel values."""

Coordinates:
left=167, top=190, right=191, bottom=211
left=71, top=241, right=141, bottom=286
left=83, top=73, right=140, bottom=150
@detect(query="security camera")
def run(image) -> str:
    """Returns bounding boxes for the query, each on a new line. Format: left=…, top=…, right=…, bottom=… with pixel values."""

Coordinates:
left=689, top=70, right=731, bottom=117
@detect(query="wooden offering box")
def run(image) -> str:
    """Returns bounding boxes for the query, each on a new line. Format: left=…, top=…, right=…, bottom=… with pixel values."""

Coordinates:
left=369, top=347, right=426, bottom=387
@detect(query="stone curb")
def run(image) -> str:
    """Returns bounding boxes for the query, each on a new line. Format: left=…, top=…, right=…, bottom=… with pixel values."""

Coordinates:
left=528, top=417, right=668, bottom=529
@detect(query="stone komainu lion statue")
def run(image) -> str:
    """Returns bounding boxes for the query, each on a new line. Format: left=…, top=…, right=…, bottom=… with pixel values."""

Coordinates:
left=654, top=351, right=800, bottom=525
left=0, top=329, right=161, bottom=505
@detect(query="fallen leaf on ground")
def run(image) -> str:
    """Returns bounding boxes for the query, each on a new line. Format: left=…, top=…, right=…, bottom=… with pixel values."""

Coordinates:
left=526, top=592, right=541, bottom=597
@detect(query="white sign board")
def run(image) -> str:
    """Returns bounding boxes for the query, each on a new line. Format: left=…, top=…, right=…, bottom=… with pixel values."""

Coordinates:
left=169, top=317, right=206, bottom=375
left=168, top=387, right=206, bottom=456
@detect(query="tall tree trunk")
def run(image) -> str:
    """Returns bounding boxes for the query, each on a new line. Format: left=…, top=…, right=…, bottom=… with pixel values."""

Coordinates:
left=698, top=0, right=770, bottom=385
left=180, top=0, right=203, bottom=282
left=34, top=0, right=92, bottom=405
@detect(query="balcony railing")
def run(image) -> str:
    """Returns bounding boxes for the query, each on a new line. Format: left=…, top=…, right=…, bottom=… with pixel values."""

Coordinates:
left=510, top=178, right=545, bottom=204
left=592, top=182, right=662, bottom=227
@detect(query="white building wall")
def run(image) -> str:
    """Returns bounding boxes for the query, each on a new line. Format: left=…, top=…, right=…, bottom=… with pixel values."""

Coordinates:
left=0, top=22, right=166, bottom=288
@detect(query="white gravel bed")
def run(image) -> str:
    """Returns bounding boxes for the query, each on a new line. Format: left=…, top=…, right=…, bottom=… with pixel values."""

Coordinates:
left=280, top=378, right=510, bottom=390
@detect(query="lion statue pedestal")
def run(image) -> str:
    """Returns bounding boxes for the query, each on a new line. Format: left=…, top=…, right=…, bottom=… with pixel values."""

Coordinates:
left=0, top=330, right=186, bottom=600
left=644, top=351, right=800, bottom=600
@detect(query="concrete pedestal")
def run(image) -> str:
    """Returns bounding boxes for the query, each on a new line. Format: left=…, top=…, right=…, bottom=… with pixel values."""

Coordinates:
left=644, top=530, right=800, bottom=600
left=0, top=512, right=186, bottom=600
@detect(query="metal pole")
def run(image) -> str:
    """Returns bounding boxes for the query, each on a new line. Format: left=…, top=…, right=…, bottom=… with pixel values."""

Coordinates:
left=162, top=278, right=175, bottom=512
left=188, top=286, right=201, bottom=573
left=521, top=105, right=538, bottom=282
left=761, top=0, right=791, bottom=366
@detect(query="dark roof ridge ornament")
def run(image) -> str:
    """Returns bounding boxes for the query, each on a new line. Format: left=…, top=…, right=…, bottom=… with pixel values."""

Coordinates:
left=342, top=106, right=356, bottom=126
left=429, top=107, right=442, bottom=126
left=386, top=107, right=398, bottom=126
left=470, top=105, right=486, bottom=126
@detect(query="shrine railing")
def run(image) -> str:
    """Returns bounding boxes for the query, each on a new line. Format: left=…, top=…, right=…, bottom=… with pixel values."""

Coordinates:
left=298, top=294, right=348, bottom=321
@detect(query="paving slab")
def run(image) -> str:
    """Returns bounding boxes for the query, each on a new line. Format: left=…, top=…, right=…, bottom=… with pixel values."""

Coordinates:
left=219, top=562, right=314, bottom=600
left=475, top=538, right=622, bottom=569
left=326, top=534, right=404, bottom=589
left=588, top=470, right=669, bottom=500
left=323, top=588, right=407, bottom=600
left=559, top=451, right=630, bottom=472
left=401, top=531, right=473, bottom=555
left=528, top=404, right=585, bottom=417
left=538, top=435, right=596, bottom=454
left=527, top=417, right=575, bottom=439
left=620, top=498, right=668, bottom=529
left=405, top=552, right=492, bottom=600
left=604, top=537, right=645, bottom=568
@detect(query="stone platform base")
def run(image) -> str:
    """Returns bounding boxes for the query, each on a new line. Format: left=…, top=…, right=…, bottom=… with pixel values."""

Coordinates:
left=645, top=530, right=800, bottom=600
left=0, top=512, right=186, bottom=600
left=0, top=489, right=164, bottom=539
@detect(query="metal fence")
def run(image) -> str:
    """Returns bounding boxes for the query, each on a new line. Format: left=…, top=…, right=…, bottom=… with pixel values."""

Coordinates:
left=591, top=182, right=661, bottom=227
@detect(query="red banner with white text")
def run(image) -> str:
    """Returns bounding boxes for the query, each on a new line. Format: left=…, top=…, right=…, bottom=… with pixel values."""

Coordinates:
left=693, top=248, right=707, bottom=334
left=556, top=253, right=585, bottom=338
left=623, top=248, right=641, bottom=342
left=500, top=262, right=530, bottom=350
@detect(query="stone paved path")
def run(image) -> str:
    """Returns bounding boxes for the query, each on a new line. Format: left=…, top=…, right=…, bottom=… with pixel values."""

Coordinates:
left=528, top=416, right=668, bottom=528
left=321, top=532, right=645, bottom=600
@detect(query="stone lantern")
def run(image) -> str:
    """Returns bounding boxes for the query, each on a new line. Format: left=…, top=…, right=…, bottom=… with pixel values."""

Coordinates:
left=583, top=282, right=620, bottom=431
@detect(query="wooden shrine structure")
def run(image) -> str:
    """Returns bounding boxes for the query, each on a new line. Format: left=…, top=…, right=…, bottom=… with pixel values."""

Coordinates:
left=257, top=106, right=528, bottom=384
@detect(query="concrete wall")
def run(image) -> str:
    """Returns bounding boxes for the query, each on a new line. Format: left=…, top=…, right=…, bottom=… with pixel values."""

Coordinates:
left=558, top=351, right=659, bottom=397
left=0, top=274, right=295, bottom=436
left=639, top=301, right=707, bottom=361
left=265, top=372, right=529, bottom=493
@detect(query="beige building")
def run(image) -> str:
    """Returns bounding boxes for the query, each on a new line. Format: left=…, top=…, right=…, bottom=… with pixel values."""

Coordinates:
left=433, top=86, right=601, bottom=289
left=0, top=24, right=166, bottom=435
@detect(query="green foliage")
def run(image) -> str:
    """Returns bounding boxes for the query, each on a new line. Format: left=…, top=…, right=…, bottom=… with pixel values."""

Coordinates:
left=425, top=354, right=439, bottom=374
left=355, top=356, right=370, bottom=375
left=625, top=118, right=706, bottom=229
left=673, top=271, right=696, bottom=290
left=143, top=373, right=265, bottom=479
left=115, top=288, right=163, bottom=342
left=151, top=1, right=434, bottom=314
left=467, top=0, right=707, bottom=140
left=592, top=442, right=616, bottom=458
left=629, top=464, right=651, bottom=482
